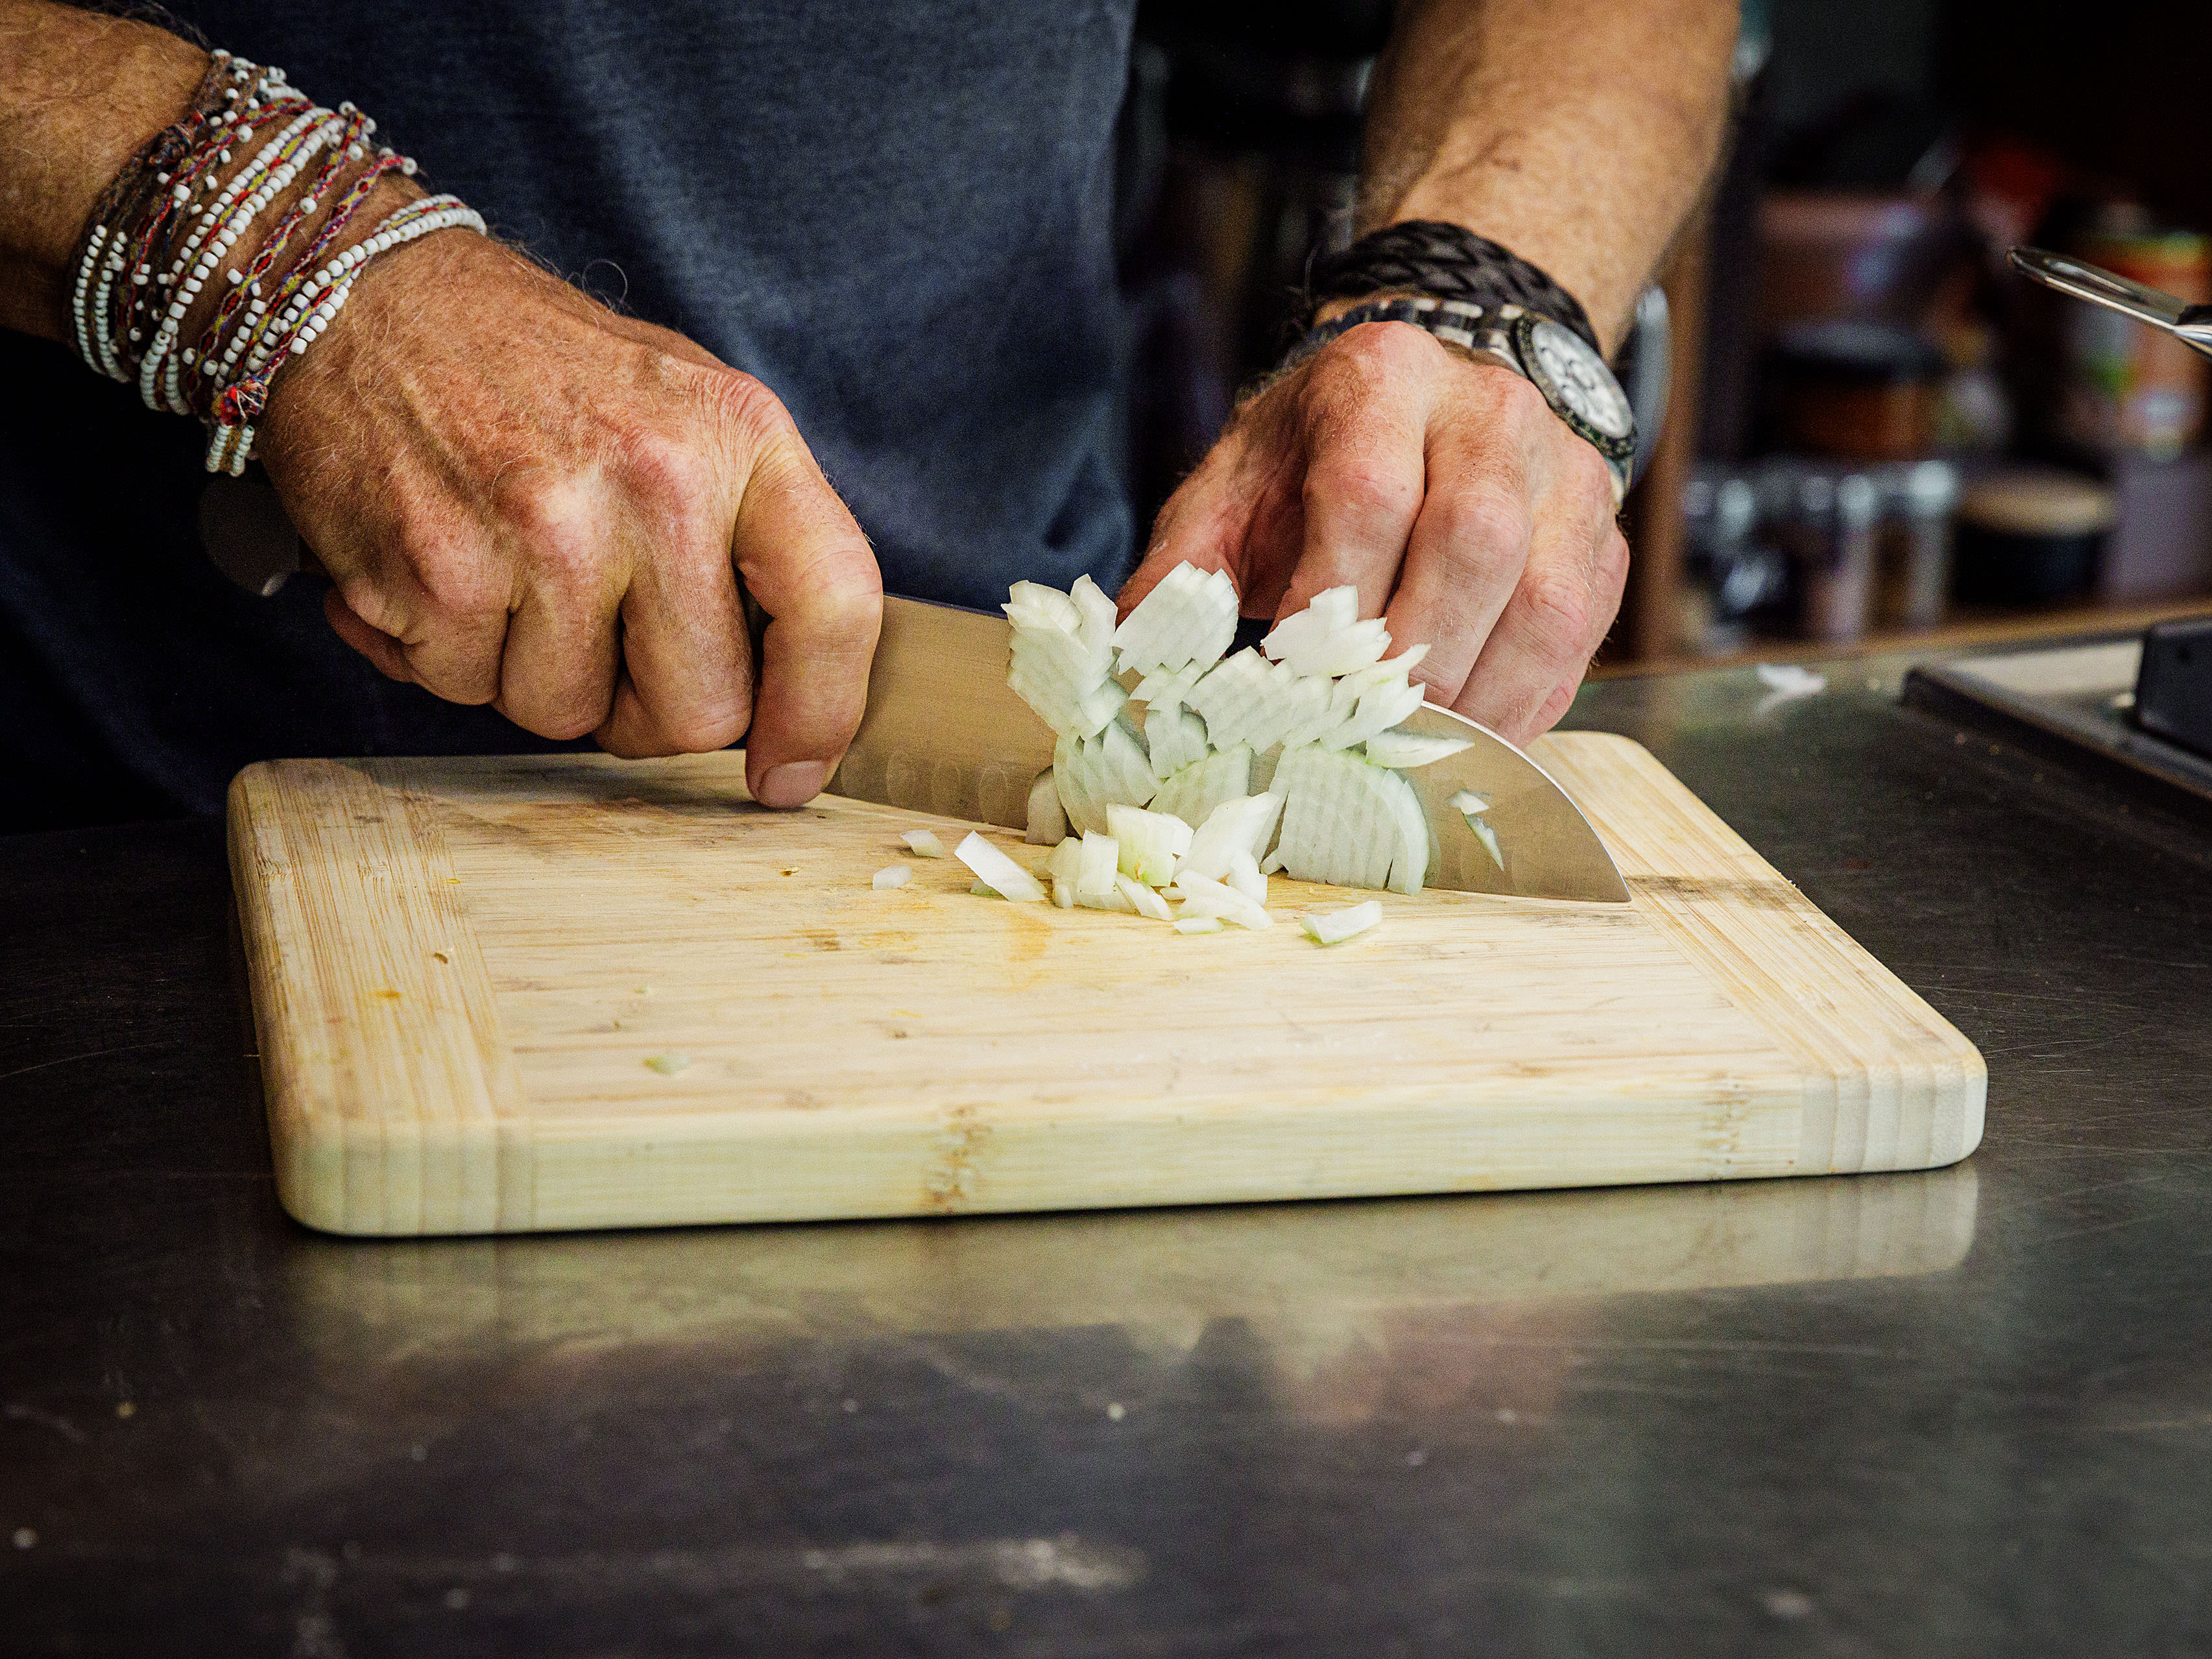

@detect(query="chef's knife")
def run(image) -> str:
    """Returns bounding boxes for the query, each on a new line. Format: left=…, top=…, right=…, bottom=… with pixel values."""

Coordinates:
left=829, top=593, right=1631, bottom=903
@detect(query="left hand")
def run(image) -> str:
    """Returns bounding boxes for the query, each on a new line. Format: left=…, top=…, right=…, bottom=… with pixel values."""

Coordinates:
left=1121, top=318, right=1628, bottom=745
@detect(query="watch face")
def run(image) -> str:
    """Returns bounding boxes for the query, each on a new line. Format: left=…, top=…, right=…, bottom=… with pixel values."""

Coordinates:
left=1517, top=316, right=1636, bottom=458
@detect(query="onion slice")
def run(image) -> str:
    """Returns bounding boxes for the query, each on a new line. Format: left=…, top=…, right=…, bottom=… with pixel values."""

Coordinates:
left=1299, top=900, right=1380, bottom=945
left=954, top=832, right=1047, bottom=903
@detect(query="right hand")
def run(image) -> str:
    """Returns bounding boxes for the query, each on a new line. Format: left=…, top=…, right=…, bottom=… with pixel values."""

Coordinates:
left=255, top=211, right=882, bottom=809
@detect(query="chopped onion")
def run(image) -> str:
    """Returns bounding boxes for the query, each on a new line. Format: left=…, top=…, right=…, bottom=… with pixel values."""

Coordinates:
left=1445, top=790, right=1504, bottom=872
left=1052, top=876, right=1077, bottom=909
left=969, top=879, right=1001, bottom=898
left=1259, top=849, right=1285, bottom=876
left=872, top=865, right=912, bottom=890
left=902, top=828, right=948, bottom=858
left=1107, top=803, right=1192, bottom=885
left=954, top=831, right=1047, bottom=903
left=1053, top=717, right=1158, bottom=836
left=1173, top=915, right=1225, bottom=935
left=1044, top=835, right=1083, bottom=884
left=1076, top=830, right=1120, bottom=898
left=1259, top=587, right=1358, bottom=665
left=1169, top=870, right=1272, bottom=930
left=1143, top=704, right=1211, bottom=781
left=1300, top=900, right=1381, bottom=945
left=1149, top=743, right=1252, bottom=831
left=1226, top=847, right=1268, bottom=904
left=1116, top=872, right=1175, bottom=920
left=1362, top=729, right=1474, bottom=769
left=644, top=1051, right=693, bottom=1075
left=1024, top=774, right=1067, bottom=846
left=1180, top=792, right=1284, bottom=882
left=1131, top=662, right=1207, bottom=713
left=1077, top=882, right=1137, bottom=913
left=1112, top=562, right=1239, bottom=675
left=1447, top=790, right=1490, bottom=816
left=1273, top=746, right=1428, bottom=894
left=1469, top=816, right=1504, bottom=870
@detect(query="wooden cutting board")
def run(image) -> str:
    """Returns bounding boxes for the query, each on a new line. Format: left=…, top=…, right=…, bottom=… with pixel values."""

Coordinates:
left=226, top=735, right=1984, bottom=1236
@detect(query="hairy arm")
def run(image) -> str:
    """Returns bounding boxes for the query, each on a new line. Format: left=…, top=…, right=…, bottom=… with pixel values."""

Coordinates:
left=0, top=0, right=208, bottom=338
left=1356, top=0, right=1737, bottom=352
left=1130, top=0, right=1736, bottom=741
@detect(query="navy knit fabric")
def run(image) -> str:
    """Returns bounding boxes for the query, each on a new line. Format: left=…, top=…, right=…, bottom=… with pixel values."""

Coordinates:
left=0, top=0, right=1137, bottom=828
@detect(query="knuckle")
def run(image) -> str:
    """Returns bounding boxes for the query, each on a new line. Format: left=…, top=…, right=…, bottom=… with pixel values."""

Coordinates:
left=1520, top=569, right=1593, bottom=667
left=495, top=475, right=603, bottom=596
left=1306, top=452, right=1419, bottom=525
left=700, top=367, right=797, bottom=457
left=1326, top=318, right=1440, bottom=380
left=621, top=426, right=719, bottom=529
left=1437, top=486, right=1535, bottom=567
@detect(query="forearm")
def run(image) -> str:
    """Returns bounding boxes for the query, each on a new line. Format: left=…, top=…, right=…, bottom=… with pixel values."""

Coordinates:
left=1357, top=0, right=1738, bottom=352
left=0, top=0, right=210, bottom=340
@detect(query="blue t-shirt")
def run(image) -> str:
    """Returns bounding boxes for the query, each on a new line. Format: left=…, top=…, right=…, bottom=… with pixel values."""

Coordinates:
left=0, top=1, right=1136, bottom=827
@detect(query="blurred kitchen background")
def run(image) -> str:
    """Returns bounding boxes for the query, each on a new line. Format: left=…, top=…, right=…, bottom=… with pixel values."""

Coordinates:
left=1116, top=0, right=2212, bottom=668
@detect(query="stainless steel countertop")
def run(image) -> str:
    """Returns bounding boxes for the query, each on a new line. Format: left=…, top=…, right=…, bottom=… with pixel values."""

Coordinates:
left=4, top=652, right=2210, bottom=1655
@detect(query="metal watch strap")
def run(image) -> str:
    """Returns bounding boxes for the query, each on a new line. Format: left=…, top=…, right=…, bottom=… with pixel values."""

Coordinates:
left=1286, top=296, right=1635, bottom=505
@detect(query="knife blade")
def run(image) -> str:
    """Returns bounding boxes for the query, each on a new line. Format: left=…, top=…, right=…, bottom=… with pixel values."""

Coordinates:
left=829, top=593, right=1629, bottom=903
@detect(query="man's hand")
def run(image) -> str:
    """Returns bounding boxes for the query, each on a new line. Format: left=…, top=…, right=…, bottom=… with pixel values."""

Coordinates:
left=258, top=221, right=882, bottom=807
left=1123, top=320, right=1626, bottom=744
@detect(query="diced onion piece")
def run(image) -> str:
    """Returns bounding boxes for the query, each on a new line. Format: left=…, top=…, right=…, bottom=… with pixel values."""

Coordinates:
left=1300, top=900, right=1381, bottom=945
left=1362, top=728, right=1474, bottom=769
left=1112, top=562, right=1239, bottom=676
left=970, top=879, right=1001, bottom=898
left=644, top=1051, right=692, bottom=1075
left=1052, top=876, right=1077, bottom=909
left=1144, top=704, right=1210, bottom=781
left=901, top=828, right=948, bottom=858
left=1260, top=848, right=1286, bottom=876
left=1116, top=872, right=1175, bottom=920
left=1226, top=847, right=1268, bottom=905
left=1077, top=831, right=1121, bottom=898
left=1382, top=769, right=1433, bottom=896
left=1070, top=574, right=1119, bottom=663
left=1107, top=803, right=1193, bottom=886
left=1281, top=615, right=1391, bottom=680
left=1170, top=870, right=1272, bottom=930
left=1077, top=881, right=1136, bottom=912
left=1447, top=790, right=1490, bottom=817
left=1131, top=661, right=1207, bottom=713
left=1052, top=717, right=1157, bottom=836
left=954, top=832, right=1047, bottom=903
left=1319, top=678, right=1427, bottom=752
left=872, top=865, right=912, bottom=890
left=1149, top=744, right=1253, bottom=831
left=1181, top=649, right=1272, bottom=749
left=1181, top=792, right=1284, bottom=882
left=1274, top=746, right=1403, bottom=890
left=1005, top=581, right=1084, bottom=636
left=1259, top=586, right=1358, bottom=664
left=1044, top=835, right=1083, bottom=884
left=1024, top=774, right=1068, bottom=846
left=1173, top=915, right=1225, bottom=935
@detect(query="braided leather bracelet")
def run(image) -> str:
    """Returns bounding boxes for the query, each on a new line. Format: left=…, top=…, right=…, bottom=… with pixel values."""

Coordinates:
left=1304, top=220, right=1603, bottom=355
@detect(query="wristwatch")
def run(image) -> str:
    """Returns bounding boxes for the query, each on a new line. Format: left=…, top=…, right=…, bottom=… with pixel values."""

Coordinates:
left=1286, top=294, right=1637, bottom=505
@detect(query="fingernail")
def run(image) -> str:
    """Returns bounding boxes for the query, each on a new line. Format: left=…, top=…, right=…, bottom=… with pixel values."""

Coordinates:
left=756, top=760, right=830, bottom=809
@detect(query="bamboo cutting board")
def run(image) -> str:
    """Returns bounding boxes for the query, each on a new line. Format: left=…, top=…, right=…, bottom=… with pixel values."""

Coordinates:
left=226, top=735, right=1984, bottom=1236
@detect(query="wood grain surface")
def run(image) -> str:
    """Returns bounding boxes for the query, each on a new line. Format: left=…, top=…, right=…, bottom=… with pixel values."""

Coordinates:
left=226, top=734, right=1985, bottom=1235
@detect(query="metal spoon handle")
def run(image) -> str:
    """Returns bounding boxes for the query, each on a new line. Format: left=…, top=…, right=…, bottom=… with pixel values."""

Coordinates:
left=2010, top=245, right=2212, bottom=359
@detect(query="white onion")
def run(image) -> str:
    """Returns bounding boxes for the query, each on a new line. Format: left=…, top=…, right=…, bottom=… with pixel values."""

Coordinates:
left=1169, top=870, right=1272, bottom=930
left=902, top=828, right=948, bottom=858
left=872, top=865, right=912, bottom=890
left=1106, top=803, right=1192, bottom=886
left=1299, top=900, right=1380, bottom=945
left=1116, top=873, right=1175, bottom=920
left=1180, top=793, right=1284, bottom=883
left=1076, top=831, right=1120, bottom=898
left=954, top=831, right=1047, bottom=903
left=1226, top=847, right=1268, bottom=904
left=1149, top=743, right=1252, bottom=831
left=1024, top=774, right=1067, bottom=846
left=1173, top=916, right=1225, bottom=935
left=1362, top=730, right=1473, bottom=769
left=1112, top=562, right=1238, bottom=675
